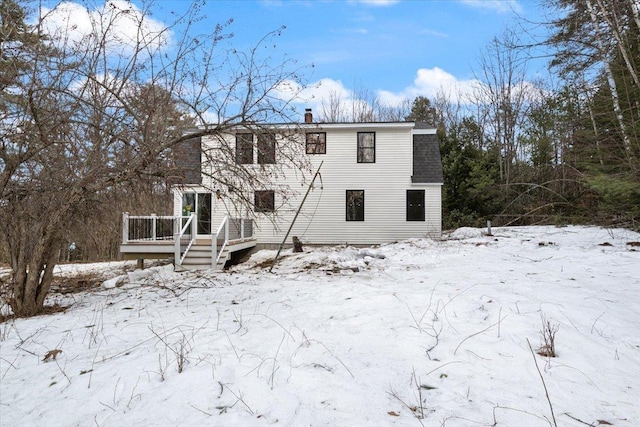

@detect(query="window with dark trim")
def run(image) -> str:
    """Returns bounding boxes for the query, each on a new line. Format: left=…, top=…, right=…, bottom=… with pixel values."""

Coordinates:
left=346, top=190, right=364, bottom=221
left=357, top=132, right=375, bottom=163
left=306, top=132, right=326, bottom=154
left=406, top=190, right=425, bottom=221
left=236, top=133, right=253, bottom=164
left=258, top=133, right=276, bottom=164
left=254, top=190, right=275, bottom=213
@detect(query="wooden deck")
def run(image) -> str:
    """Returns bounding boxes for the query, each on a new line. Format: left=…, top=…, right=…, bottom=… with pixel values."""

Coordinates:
left=120, top=214, right=256, bottom=270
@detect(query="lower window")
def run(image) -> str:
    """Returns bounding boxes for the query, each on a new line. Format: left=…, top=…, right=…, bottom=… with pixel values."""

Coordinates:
left=255, top=190, right=275, bottom=213
left=346, top=190, right=364, bottom=221
left=406, top=190, right=425, bottom=221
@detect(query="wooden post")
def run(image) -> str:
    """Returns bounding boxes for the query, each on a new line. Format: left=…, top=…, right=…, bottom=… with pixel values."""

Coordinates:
left=487, top=220, right=492, bottom=236
left=151, top=213, right=157, bottom=241
left=190, top=212, right=196, bottom=238
left=174, top=219, right=181, bottom=266
left=212, top=231, right=217, bottom=270
left=122, top=212, right=129, bottom=244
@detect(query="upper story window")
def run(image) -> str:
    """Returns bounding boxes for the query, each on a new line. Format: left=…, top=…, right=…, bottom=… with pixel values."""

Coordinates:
left=357, top=132, right=375, bottom=163
left=258, top=133, right=276, bottom=164
left=346, top=190, right=364, bottom=221
left=306, top=132, right=326, bottom=154
left=254, top=190, right=275, bottom=213
left=236, top=133, right=253, bottom=164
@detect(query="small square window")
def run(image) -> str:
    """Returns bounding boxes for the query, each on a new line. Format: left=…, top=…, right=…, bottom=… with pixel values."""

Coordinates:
left=258, top=133, right=276, bottom=164
left=255, top=190, right=275, bottom=213
left=306, top=132, right=326, bottom=154
left=236, top=133, right=253, bottom=164
left=346, top=190, right=364, bottom=221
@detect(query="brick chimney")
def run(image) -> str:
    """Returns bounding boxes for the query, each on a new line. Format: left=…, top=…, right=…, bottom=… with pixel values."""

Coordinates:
left=304, top=108, right=313, bottom=124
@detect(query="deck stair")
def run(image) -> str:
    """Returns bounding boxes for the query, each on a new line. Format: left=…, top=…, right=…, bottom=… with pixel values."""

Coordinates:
left=120, top=214, right=255, bottom=271
left=177, top=238, right=255, bottom=271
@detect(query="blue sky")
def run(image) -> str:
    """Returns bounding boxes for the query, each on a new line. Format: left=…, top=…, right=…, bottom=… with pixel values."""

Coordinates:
left=200, top=1, right=536, bottom=84
left=39, top=0, right=548, bottom=113
left=175, top=0, right=546, bottom=106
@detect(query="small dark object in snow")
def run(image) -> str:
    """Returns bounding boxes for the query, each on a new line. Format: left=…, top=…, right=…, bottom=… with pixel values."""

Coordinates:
left=292, top=236, right=303, bottom=253
left=43, top=349, right=62, bottom=362
left=538, top=241, right=555, bottom=246
left=537, top=344, right=556, bottom=358
left=627, top=241, right=640, bottom=247
left=599, top=242, right=613, bottom=246
left=597, top=420, right=613, bottom=425
left=387, top=411, right=399, bottom=417
left=420, top=384, right=437, bottom=390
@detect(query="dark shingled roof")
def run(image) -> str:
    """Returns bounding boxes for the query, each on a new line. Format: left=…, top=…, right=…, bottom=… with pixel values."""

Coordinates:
left=172, top=136, right=202, bottom=185
left=412, top=132, right=443, bottom=184
left=413, top=121, right=432, bottom=129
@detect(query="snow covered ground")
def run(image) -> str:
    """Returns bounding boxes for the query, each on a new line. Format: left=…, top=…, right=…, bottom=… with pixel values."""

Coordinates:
left=1, top=226, right=639, bottom=427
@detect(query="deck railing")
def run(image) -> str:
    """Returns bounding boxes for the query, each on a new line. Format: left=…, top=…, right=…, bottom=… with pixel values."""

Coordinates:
left=122, top=213, right=177, bottom=243
left=213, top=216, right=229, bottom=268
left=174, top=213, right=196, bottom=266
left=122, top=213, right=254, bottom=269
left=230, top=218, right=254, bottom=241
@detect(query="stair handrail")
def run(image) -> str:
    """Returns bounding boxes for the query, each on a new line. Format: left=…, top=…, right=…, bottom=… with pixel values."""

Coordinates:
left=175, top=213, right=196, bottom=266
left=212, top=215, right=229, bottom=268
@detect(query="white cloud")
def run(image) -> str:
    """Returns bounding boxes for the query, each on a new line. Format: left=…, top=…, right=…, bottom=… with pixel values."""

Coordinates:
left=459, top=0, right=523, bottom=14
left=274, top=78, right=387, bottom=120
left=328, top=27, right=369, bottom=36
left=378, top=67, right=481, bottom=106
left=38, top=1, right=170, bottom=54
left=276, top=68, right=482, bottom=118
left=276, top=66, right=541, bottom=118
left=417, top=28, right=449, bottom=38
left=350, top=0, right=400, bottom=6
left=274, top=78, right=351, bottom=110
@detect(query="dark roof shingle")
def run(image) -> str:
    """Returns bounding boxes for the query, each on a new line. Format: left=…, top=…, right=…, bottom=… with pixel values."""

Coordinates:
left=412, top=133, right=443, bottom=184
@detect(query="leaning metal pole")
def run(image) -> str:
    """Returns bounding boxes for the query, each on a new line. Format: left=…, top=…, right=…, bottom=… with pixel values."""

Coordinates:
left=270, top=161, right=323, bottom=273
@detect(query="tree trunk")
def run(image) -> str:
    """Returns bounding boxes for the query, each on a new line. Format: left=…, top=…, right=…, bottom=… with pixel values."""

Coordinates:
left=586, top=0, right=635, bottom=164
left=594, top=0, right=640, bottom=90
left=630, top=0, right=640, bottom=43
left=9, top=220, right=61, bottom=317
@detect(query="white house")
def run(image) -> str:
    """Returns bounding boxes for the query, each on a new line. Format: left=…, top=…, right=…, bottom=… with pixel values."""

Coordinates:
left=120, top=110, right=443, bottom=270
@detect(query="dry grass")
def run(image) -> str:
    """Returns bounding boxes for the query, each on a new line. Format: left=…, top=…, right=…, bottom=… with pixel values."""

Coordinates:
left=49, top=274, right=104, bottom=294
left=252, top=254, right=292, bottom=269
left=0, top=303, right=68, bottom=323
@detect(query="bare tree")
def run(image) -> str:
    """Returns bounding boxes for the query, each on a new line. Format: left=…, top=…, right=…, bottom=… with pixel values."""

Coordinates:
left=318, top=82, right=410, bottom=123
left=0, top=0, right=307, bottom=316
left=472, top=30, right=535, bottom=185
left=319, top=89, right=347, bottom=123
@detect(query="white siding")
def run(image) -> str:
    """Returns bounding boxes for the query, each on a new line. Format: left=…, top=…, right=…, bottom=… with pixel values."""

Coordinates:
left=177, top=124, right=442, bottom=246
